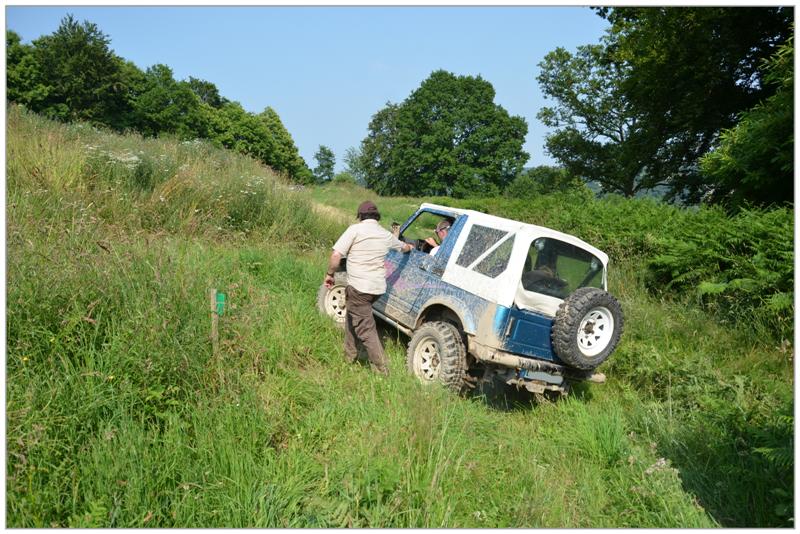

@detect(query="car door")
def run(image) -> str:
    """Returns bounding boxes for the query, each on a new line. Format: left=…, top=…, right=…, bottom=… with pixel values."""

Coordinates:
left=373, top=208, right=460, bottom=327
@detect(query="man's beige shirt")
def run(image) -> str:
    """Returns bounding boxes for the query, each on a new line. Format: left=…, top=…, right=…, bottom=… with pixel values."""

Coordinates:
left=333, top=219, right=405, bottom=295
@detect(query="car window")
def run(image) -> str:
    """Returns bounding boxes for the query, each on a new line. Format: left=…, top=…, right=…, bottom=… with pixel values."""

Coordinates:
left=473, top=235, right=515, bottom=278
left=456, top=224, right=509, bottom=268
left=402, top=212, right=441, bottom=241
left=400, top=211, right=454, bottom=253
left=520, top=237, right=603, bottom=298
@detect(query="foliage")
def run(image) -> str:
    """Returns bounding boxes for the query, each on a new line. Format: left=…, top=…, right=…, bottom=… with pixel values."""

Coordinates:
left=257, top=107, right=314, bottom=184
left=343, top=146, right=369, bottom=187
left=25, top=15, right=130, bottom=127
left=186, top=76, right=226, bottom=108
left=646, top=206, right=794, bottom=342
left=597, top=6, right=793, bottom=203
left=700, top=35, right=794, bottom=209
left=504, top=165, right=587, bottom=198
left=332, top=171, right=357, bottom=185
left=358, top=70, right=528, bottom=198
left=313, top=145, right=336, bottom=183
left=131, top=64, right=207, bottom=139
left=6, top=30, right=50, bottom=110
left=537, top=45, right=654, bottom=197
left=538, top=7, right=793, bottom=204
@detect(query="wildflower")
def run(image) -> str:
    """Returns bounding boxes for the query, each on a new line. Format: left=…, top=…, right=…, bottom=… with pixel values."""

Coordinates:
left=644, top=457, right=668, bottom=475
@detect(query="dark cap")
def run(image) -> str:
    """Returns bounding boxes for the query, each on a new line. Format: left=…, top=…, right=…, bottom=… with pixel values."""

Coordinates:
left=357, top=200, right=380, bottom=218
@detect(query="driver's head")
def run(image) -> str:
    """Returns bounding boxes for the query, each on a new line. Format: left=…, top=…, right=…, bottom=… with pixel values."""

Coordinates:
left=435, top=219, right=451, bottom=239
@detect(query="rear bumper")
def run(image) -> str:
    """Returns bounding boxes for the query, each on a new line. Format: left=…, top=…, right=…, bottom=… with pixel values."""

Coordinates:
left=468, top=338, right=606, bottom=383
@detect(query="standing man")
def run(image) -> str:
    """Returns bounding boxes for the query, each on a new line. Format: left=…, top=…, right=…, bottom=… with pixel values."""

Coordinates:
left=324, top=200, right=412, bottom=374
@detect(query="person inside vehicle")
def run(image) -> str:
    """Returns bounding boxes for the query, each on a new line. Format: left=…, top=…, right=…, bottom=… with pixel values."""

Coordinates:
left=429, top=219, right=451, bottom=256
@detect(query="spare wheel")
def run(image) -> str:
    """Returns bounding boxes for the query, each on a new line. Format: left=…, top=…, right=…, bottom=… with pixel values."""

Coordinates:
left=551, top=287, right=624, bottom=370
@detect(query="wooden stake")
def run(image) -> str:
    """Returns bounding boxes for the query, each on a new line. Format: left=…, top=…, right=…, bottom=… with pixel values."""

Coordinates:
left=209, top=288, right=219, bottom=358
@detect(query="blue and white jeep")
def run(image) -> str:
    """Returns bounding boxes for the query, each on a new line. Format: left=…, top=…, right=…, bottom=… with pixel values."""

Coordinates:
left=318, top=203, right=624, bottom=397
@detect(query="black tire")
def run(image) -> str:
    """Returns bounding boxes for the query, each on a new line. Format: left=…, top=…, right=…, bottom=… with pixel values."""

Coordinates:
left=406, top=321, right=468, bottom=393
left=551, top=287, right=624, bottom=370
left=316, top=272, right=348, bottom=328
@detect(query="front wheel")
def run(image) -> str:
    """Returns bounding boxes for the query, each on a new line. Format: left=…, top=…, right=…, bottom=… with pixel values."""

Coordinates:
left=407, top=321, right=468, bottom=393
left=316, top=272, right=348, bottom=328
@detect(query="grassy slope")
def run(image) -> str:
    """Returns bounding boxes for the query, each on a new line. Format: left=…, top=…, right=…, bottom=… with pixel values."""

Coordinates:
left=6, top=107, right=791, bottom=527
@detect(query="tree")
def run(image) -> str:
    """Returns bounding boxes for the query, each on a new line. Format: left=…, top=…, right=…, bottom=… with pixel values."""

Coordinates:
left=131, top=64, right=207, bottom=139
left=30, top=14, right=129, bottom=126
left=537, top=45, right=655, bottom=197
left=538, top=7, right=792, bottom=203
left=187, top=77, right=225, bottom=108
left=257, top=107, right=314, bottom=184
left=313, top=145, right=335, bottom=183
left=358, top=103, right=402, bottom=193
left=505, top=165, right=586, bottom=198
left=207, top=101, right=276, bottom=163
left=357, top=71, right=529, bottom=197
left=6, top=30, right=50, bottom=110
left=598, top=6, right=793, bottom=202
left=343, top=146, right=369, bottom=186
left=700, top=35, right=794, bottom=209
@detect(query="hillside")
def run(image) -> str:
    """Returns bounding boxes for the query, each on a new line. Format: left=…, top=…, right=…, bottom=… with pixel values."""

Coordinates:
left=6, top=106, right=792, bottom=527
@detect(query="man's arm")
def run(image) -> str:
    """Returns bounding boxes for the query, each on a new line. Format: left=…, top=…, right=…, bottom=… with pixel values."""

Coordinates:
left=324, top=250, right=343, bottom=288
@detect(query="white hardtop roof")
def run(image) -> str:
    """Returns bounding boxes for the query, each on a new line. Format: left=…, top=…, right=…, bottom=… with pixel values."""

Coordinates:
left=419, top=202, right=609, bottom=265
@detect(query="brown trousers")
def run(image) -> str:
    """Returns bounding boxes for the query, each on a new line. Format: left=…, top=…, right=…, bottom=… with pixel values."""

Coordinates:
left=344, top=285, right=388, bottom=374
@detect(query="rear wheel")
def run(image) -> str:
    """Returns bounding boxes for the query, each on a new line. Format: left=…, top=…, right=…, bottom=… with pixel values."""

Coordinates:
left=407, top=321, right=468, bottom=393
left=316, top=272, right=348, bottom=328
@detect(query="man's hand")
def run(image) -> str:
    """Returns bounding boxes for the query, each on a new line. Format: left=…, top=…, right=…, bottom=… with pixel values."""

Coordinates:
left=326, top=250, right=343, bottom=287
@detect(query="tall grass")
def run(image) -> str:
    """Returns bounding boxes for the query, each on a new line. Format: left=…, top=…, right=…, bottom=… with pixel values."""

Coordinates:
left=6, top=106, right=791, bottom=527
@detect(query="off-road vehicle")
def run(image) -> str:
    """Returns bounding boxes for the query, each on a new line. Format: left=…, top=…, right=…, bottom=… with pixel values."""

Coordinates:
left=318, top=203, right=624, bottom=397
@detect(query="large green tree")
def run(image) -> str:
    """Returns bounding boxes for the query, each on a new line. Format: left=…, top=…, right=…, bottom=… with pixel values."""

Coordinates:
left=537, top=45, right=654, bottom=197
left=132, top=64, right=208, bottom=139
left=257, top=107, right=314, bottom=184
left=358, top=71, right=529, bottom=197
left=29, top=14, right=130, bottom=127
left=538, top=7, right=792, bottom=203
left=700, top=36, right=794, bottom=208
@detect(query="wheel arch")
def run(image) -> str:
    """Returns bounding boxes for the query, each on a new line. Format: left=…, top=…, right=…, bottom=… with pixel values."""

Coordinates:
left=414, top=297, right=476, bottom=335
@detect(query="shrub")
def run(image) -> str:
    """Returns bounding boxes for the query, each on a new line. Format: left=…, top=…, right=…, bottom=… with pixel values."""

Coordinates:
left=647, top=205, right=793, bottom=341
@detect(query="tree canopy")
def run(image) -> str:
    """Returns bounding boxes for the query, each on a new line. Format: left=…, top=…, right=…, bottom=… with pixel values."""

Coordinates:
left=537, top=45, right=652, bottom=197
left=357, top=70, right=529, bottom=197
left=700, top=35, right=794, bottom=209
left=538, top=7, right=793, bottom=205
left=28, top=15, right=129, bottom=127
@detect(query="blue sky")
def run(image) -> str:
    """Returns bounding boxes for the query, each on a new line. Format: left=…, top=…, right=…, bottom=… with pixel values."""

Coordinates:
left=6, top=6, right=610, bottom=172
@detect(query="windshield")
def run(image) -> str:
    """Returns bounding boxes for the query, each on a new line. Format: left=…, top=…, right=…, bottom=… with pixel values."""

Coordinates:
left=520, top=237, right=604, bottom=299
